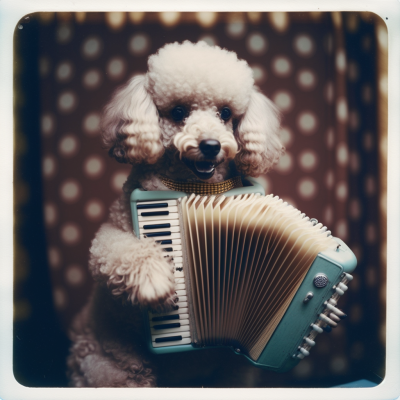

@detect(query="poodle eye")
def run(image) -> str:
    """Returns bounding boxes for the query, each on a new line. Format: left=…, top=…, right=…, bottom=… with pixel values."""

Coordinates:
left=170, top=106, right=187, bottom=122
left=220, top=107, right=232, bottom=121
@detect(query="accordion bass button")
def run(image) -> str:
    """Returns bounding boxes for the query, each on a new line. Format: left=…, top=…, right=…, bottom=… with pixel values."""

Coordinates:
left=311, top=324, right=323, bottom=334
left=304, top=337, right=315, bottom=346
left=325, top=301, right=347, bottom=319
left=298, top=347, right=310, bottom=357
left=319, top=313, right=337, bottom=327
left=329, top=313, right=341, bottom=322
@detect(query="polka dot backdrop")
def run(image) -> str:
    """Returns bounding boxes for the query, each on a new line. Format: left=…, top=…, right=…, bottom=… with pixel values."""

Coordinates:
left=14, top=12, right=386, bottom=387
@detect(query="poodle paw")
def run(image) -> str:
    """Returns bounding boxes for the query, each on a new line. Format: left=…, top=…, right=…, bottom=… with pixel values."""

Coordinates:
left=150, top=291, right=180, bottom=314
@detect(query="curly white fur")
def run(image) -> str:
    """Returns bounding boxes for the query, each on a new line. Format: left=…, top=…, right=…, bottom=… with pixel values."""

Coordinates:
left=67, top=40, right=284, bottom=388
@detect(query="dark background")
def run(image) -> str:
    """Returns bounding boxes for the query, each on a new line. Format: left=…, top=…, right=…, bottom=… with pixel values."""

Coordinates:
left=13, top=12, right=386, bottom=387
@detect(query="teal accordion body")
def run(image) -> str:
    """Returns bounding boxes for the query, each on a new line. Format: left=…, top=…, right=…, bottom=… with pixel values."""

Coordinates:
left=130, top=178, right=357, bottom=372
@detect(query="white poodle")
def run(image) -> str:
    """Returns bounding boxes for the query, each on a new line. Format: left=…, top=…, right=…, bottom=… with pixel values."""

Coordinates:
left=67, top=41, right=284, bottom=387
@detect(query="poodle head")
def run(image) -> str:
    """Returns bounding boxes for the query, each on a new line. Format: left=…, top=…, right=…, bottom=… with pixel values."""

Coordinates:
left=101, top=41, right=283, bottom=180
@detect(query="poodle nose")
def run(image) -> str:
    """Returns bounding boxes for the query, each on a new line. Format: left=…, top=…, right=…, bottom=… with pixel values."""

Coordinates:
left=199, top=139, right=221, bottom=158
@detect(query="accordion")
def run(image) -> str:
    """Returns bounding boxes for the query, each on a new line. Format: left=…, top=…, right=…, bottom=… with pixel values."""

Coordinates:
left=130, top=178, right=357, bottom=372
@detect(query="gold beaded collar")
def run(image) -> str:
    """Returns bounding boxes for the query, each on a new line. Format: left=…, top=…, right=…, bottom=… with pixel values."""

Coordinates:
left=160, top=176, right=243, bottom=195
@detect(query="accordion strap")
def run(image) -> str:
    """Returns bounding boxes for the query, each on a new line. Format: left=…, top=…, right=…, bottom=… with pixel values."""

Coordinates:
left=160, top=175, right=243, bottom=195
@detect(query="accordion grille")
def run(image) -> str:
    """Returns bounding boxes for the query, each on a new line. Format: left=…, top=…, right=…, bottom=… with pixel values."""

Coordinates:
left=181, top=193, right=336, bottom=361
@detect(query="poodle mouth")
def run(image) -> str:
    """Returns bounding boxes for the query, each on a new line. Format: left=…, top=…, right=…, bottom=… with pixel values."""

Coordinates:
left=183, top=158, right=224, bottom=180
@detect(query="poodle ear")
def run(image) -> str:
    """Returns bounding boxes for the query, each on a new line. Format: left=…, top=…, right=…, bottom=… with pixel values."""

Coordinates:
left=101, top=75, right=164, bottom=164
left=234, top=88, right=284, bottom=177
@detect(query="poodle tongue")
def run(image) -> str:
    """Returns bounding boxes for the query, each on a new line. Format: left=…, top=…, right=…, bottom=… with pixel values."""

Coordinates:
left=194, top=161, right=215, bottom=174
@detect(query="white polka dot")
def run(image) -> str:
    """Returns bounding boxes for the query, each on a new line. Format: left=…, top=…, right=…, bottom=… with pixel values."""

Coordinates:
left=198, top=35, right=217, bottom=47
left=292, top=359, right=312, bottom=378
left=323, top=205, right=333, bottom=225
left=42, top=155, right=56, bottom=178
left=365, top=175, right=376, bottom=196
left=366, top=223, right=377, bottom=244
left=349, top=198, right=362, bottom=220
left=335, top=219, right=348, bottom=241
left=330, top=355, right=348, bottom=374
left=128, top=12, right=145, bottom=24
left=112, top=171, right=129, bottom=193
left=326, top=127, right=335, bottom=149
left=298, top=178, right=317, bottom=200
left=60, top=180, right=81, bottom=202
left=323, top=34, right=333, bottom=54
left=83, top=69, right=102, bottom=89
left=349, top=110, right=360, bottom=131
left=105, top=12, right=126, bottom=30
left=44, top=203, right=57, bottom=226
left=56, top=61, right=73, bottom=82
left=297, top=112, right=317, bottom=134
left=324, top=81, right=334, bottom=104
left=82, top=36, right=102, bottom=59
left=347, top=61, right=359, bottom=82
left=336, top=181, right=348, bottom=201
left=48, top=247, right=61, bottom=269
left=336, top=98, right=348, bottom=122
left=336, top=142, right=349, bottom=167
left=61, top=223, right=81, bottom=244
left=159, top=11, right=181, bottom=27
left=298, top=150, right=318, bottom=172
left=246, top=33, right=267, bottom=55
left=272, top=56, right=292, bottom=77
left=107, top=57, right=126, bottom=80
left=247, top=12, right=262, bottom=24
left=41, top=114, right=55, bottom=136
left=325, top=170, right=335, bottom=189
left=58, top=91, right=77, bottom=113
left=350, top=151, right=360, bottom=174
left=279, top=126, right=293, bottom=148
left=293, top=34, right=314, bottom=57
left=65, top=264, right=85, bottom=285
left=275, top=152, right=293, bottom=174
left=56, top=24, right=72, bottom=43
left=363, top=131, right=374, bottom=151
left=84, top=156, right=105, bottom=178
left=53, top=287, right=67, bottom=309
left=129, top=33, right=150, bottom=55
left=251, top=64, right=267, bottom=84
left=59, top=134, right=79, bottom=158
left=268, top=12, right=289, bottom=33
left=297, top=69, right=316, bottom=90
left=195, top=12, right=218, bottom=28
left=39, top=56, right=51, bottom=77
left=226, top=21, right=246, bottom=39
left=83, top=113, right=101, bottom=135
left=273, top=91, right=293, bottom=113
left=362, top=84, right=373, bottom=104
left=85, top=199, right=105, bottom=221
left=335, top=49, right=346, bottom=72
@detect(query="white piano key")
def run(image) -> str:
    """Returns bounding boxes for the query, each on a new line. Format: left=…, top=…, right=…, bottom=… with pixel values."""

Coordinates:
left=174, top=277, right=185, bottom=284
left=152, top=330, right=191, bottom=341
left=138, top=206, right=178, bottom=214
left=152, top=337, right=192, bottom=348
left=148, top=305, right=188, bottom=319
left=176, top=289, right=187, bottom=297
left=150, top=314, right=189, bottom=327
left=175, top=283, right=186, bottom=291
left=138, top=212, right=179, bottom=222
left=139, top=219, right=180, bottom=229
left=140, top=226, right=180, bottom=235
left=173, top=256, right=183, bottom=263
left=151, top=323, right=190, bottom=335
left=174, top=270, right=184, bottom=278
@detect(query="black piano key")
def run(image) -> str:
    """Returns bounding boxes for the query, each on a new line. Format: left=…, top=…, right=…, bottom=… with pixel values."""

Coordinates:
left=153, top=322, right=180, bottom=330
left=145, top=231, right=171, bottom=238
left=141, top=211, right=169, bottom=217
left=143, top=223, right=171, bottom=230
left=162, top=247, right=173, bottom=252
left=152, top=314, right=180, bottom=322
left=137, top=202, right=169, bottom=209
left=157, top=239, right=173, bottom=245
left=155, top=335, right=182, bottom=343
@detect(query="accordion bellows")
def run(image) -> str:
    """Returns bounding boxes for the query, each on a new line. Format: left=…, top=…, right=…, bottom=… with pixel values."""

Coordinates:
left=180, top=193, right=337, bottom=360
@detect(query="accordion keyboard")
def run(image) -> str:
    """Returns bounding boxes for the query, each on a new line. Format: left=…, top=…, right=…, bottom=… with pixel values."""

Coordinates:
left=137, top=199, right=192, bottom=348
